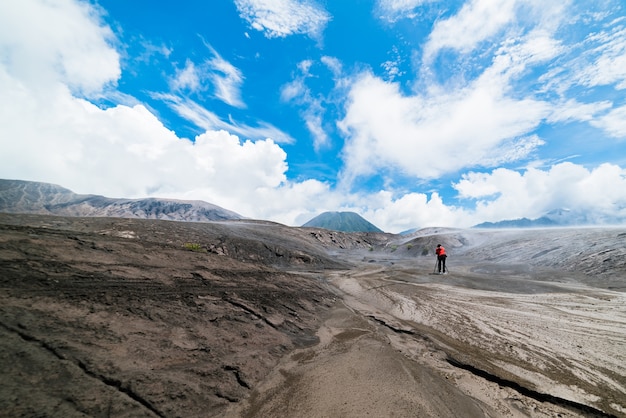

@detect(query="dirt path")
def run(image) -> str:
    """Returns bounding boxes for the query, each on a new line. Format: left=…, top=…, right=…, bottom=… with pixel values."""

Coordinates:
left=226, top=301, right=492, bottom=417
left=229, top=261, right=626, bottom=418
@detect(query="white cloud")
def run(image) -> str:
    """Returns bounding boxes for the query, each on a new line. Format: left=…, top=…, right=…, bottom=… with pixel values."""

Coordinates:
left=480, top=135, right=546, bottom=166
left=337, top=2, right=611, bottom=190
left=423, top=0, right=517, bottom=62
left=536, top=12, right=626, bottom=99
left=154, top=93, right=294, bottom=143
left=422, top=0, right=569, bottom=64
left=591, top=104, right=626, bottom=139
left=321, top=56, right=342, bottom=77
left=337, top=71, right=549, bottom=183
left=0, top=0, right=120, bottom=95
left=280, top=60, right=330, bottom=150
left=547, top=99, right=613, bottom=124
left=360, top=190, right=465, bottom=232
left=577, top=25, right=626, bottom=90
left=288, top=161, right=626, bottom=231
left=234, top=0, right=330, bottom=39
left=375, top=0, right=434, bottom=22
left=205, top=47, right=246, bottom=108
left=2, top=0, right=625, bottom=234
left=171, top=60, right=201, bottom=92
left=190, top=130, right=288, bottom=191
left=0, top=0, right=295, bottom=217
left=0, top=60, right=301, bottom=215
left=137, top=39, right=173, bottom=63
left=380, top=46, right=405, bottom=81
left=454, top=162, right=626, bottom=223
left=169, top=47, right=245, bottom=108
left=280, top=78, right=306, bottom=102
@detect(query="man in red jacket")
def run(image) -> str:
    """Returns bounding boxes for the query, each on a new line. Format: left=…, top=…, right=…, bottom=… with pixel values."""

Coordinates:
left=436, top=244, right=447, bottom=274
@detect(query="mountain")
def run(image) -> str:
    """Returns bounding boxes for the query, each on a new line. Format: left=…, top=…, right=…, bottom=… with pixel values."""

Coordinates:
left=473, top=208, right=626, bottom=228
left=302, top=211, right=383, bottom=233
left=473, top=217, right=557, bottom=228
left=0, top=179, right=243, bottom=222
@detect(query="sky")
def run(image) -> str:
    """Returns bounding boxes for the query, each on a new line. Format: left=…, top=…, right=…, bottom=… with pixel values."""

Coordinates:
left=1, top=0, right=626, bottom=233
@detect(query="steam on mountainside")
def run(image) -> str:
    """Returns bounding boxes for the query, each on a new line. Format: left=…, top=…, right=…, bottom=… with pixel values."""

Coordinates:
left=0, top=179, right=243, bottom=222
left=302, top=211, right=383, bottom=233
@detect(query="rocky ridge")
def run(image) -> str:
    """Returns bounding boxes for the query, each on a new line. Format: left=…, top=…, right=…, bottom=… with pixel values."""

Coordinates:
left=0, top=179, right=243, bottom=222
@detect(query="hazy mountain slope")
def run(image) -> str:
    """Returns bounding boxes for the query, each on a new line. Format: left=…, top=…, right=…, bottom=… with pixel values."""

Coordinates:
left=0, top=179, right=243, bottom=222
left=455, top=227, right=626, bottom=279
left=302, top=211, right=383, bottom=233
left=473, top=208, right=626, bottom=228
left=473, top=217, right=557, bottom=228
left=396, top=227, right=626, bottom=289
left=0, top=179, right=78, bottom=209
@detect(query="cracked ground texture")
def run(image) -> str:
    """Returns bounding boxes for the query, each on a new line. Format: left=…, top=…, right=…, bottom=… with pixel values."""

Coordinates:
left=1, top=213, right=625, bottom=417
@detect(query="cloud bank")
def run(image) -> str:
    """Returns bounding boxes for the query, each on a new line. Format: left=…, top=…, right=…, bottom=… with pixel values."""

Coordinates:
left=0, top=0, right=625, bottom=233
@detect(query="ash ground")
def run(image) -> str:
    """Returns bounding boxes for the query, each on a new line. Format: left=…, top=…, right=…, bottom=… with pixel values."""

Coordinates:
left=1, top=213, right=624, bottom=417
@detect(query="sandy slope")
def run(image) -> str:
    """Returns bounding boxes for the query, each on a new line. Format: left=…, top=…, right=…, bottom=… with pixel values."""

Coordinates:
left=231, top=228, right=626, bottom=417
left=1, top=214, right=624, bottom=417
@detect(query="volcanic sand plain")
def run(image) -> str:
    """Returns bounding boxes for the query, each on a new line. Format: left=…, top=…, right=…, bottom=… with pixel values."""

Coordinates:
left=1, top=213, right=625, bottom=417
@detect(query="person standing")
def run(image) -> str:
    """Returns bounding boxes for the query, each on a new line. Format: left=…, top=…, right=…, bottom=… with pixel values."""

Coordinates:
left=436, top=244, right=447, bottom=274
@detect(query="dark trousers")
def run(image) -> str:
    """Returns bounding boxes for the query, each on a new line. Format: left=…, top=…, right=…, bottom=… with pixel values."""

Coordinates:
left=437, top=255, right=447, bottom=272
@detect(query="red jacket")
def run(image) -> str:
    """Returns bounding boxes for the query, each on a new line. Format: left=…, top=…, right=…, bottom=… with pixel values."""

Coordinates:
left=436, top=246, right=446, bottom=256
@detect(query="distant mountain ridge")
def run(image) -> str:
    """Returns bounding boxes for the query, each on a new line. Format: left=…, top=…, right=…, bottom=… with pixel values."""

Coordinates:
left=302, top=211, right=383, bottom=233
left=473, top=217, right=557, bottom=229
left=0, top=179, right=243, bottom=222
left=473, top=208, right=625, bottom=228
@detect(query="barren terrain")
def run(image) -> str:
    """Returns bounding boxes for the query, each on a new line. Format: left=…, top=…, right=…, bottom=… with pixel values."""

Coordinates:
left=1, top=213, right=625, bottom=417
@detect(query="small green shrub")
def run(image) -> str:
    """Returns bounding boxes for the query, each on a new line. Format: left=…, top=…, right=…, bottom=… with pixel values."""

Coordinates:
left=183, top=242, right=204, bottom=252
left=421, top=247, right=429, bottom=256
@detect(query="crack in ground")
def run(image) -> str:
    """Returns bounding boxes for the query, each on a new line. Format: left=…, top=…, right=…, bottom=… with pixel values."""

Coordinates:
left=445, top=357, right=617, bottom=417
left=224, top=365, right=251, bottom=389
left=0, top=321, right=165, bottom=418
left=367, top=315, right=416, bottom=335
left=223, top=297, right=279, bottom=329
left=365, top=315, right=617, bottom=418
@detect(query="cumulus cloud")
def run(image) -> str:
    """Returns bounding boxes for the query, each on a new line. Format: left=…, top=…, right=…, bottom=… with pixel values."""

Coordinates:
left=0, top=0, right=120, bottom=95
left=359, top=190, right=466, bottom=232
left=337, top=0, right=625, bottom=192
left=0, top=0, right=293, bottom=216
left=298, top=161, right=626, bottom=231
left=337, top=71, right=549, bottom=183
left=234, top=0, right=330, bottom=39
left=454, top=162, right=626, bottom=223
left=0, top=62, right=302, bottom=216
left=2, top=0, right=625, bottom=234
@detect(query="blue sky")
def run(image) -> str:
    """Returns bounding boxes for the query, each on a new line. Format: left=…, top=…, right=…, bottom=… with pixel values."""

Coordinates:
left=1, top=0, right=626, bottom=232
